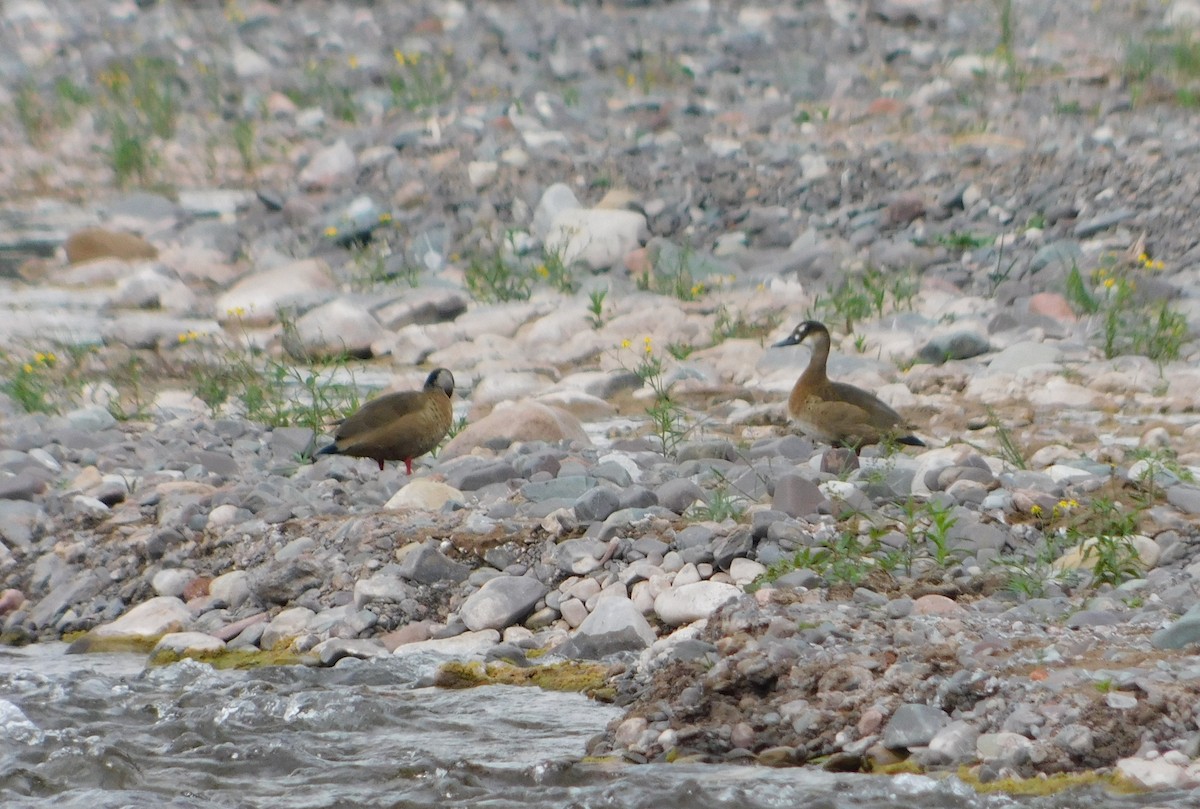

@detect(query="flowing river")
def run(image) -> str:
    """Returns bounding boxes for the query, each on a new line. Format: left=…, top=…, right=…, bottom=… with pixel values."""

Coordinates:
left=0, top=645, right=1183, bottom=809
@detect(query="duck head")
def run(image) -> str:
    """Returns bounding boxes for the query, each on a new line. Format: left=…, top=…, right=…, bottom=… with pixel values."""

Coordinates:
left=773, top=320, right=829, bottom=348
left=425, top=368, right=455, bottom=398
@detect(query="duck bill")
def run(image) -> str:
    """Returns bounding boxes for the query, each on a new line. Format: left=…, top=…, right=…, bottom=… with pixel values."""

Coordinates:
left=773, top=335, right=800, bottom=348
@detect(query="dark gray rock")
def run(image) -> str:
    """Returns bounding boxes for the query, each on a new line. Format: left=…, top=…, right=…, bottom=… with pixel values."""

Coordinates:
left=250, top=558, right=324, bottom=605
left=1167, top=485, right=1200, bottom=516
left=882, top=704, right=951, bottom=750
left=556, top=597, right=656, bottom=659
left=459, top=575, right=547, bottom=632
left=591, top=461, right=633, bottom=487
left=0, top=500, right=44, bottom=550
left=574, top=487, right=621, bottom=523
left=712, top=527, right=754, bottom=570
left=446, top=459, right=518, bottom=491
left=918, top=330, right=991, bottom=364
left=772, top=474, right=827, bottom=518
left=522, top=475, right=591, bottom=501
left=554, top=538, right=611, bottom=575
left=0, top=471, right=49, bottom=501
left=676, top=439, right=738, bottom=463
left=675, top=525, right=715, bottom=550
left=398, top=543, right=469, bottom=584
left=655, top=479, right=706, bottom=514
left=1152, top=603, right=1200, bottom=650
left=617, top=485, right=657, bottom=510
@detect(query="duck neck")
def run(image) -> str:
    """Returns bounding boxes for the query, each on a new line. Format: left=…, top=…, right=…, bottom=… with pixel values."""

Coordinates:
left=800, top=331, right=831, bottom=384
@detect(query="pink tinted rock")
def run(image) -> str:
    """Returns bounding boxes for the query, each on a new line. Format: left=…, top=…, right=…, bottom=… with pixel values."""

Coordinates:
left=212, top=612, right=268, bottom=642
left=912, top=594, right=965, bottom=616
left=0, top=589, right=25, bottom=615
left=1028, top=292, right=1076, bottom=322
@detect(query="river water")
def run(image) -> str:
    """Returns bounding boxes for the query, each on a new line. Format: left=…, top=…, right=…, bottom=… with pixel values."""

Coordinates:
left=0, top=644, right=1187, bottom=809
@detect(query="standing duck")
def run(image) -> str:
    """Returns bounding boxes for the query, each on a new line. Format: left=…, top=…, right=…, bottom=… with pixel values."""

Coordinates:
left=315, top=368, right=455, bottom=474
left=773, top=321, right=923, bottom=450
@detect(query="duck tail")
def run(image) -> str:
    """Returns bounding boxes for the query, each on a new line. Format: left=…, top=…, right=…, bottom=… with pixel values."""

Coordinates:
left=897, top=435, right=926, bottom=447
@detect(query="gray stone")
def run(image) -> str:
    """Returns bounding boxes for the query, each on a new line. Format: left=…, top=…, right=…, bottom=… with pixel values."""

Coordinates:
left=772, top=474, right=827, bottom=518
left=398, top=544, right=469, bottom=585
left=0, top=500, right=44, bottom=549
left=1029, top=240, right=1083, bottom=275
left=927, top=719, right=980, bottom=764
left=554, top=539, right=611, bottom=575
left=353, top=574, right=410, bottom=609
left=676, top=439, right=738, bottom=463
left=575, top=487, right=620, bottom=523
left=0, top=471, right=48, bottom=501
left=556, top=597, right=657, bottom=659
left=522, top=475, right=591, bottom=501
left=249, top=558, right=323, bottom=605
left=314, top=638, right=389, bottom=666
left=29, top=570, right=109, bottom=629
left=882, top=704, right=951, bottom=750
left=1152, top=603, right=1200, bottom=650
left=444, top=459, right=518, bottom=492
left=918, top=330, right=990, bottom=364
left=618, top=486, right=657, bottom=510
left=655, top=478, right=706, bottom=514
left=712, top=527, right=755, bottom=570
left=1073, top=208, right=1135, bottom=238
left=459, top=575, right=548, bottom=632
left=590, top=462, right=633, bottom=488
left=1167, top=485, right=1200, bottom=516
left=675, top=525, right=715, bottom=550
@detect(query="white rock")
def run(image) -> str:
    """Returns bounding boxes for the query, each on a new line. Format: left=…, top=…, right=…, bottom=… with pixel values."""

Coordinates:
left=209, top=570, right=250, bottom=609
left=215, top=259, right=334, bottom=325
left=976, top=731, right=1033, bottom=761
left=728, top=558, right=767, bottom=585
left=673, top=563, right=702, bottom=587
left=1117, top=756, right=1187, bottom=790
left=472, top=371, right=555, bottom=408
left=385, top=480, right=464, bottom=511
left=391, top=629, right=501, bottom=657
left=799, top=152, right=829, bottom=179
left=112, top=267, right=197, bottom=311
left=153, top=631, right=225, bottom=656
left=207, top=504, right=244, bottom=529
left=1029, top=377, right=1103, bottom=409
left=532, top=183, right=582, bottom=240
left=259, top=607, right=316, bottom=650
left=653, top=581, right=742, bottom=627
left=287, top=298, right=387, bottom=359
left=467, top=161, right=498, bottom=189
left=151, top=568, right=195, bottom=598
left=88, top=596, right=192, bottom=642
left=988, top=341, right=1063, bottom=373
left=560, top=597, right=588, bottom=628
left=545, top=208, right=646, bottom=271
left=298, top=139, right=357, bottom=190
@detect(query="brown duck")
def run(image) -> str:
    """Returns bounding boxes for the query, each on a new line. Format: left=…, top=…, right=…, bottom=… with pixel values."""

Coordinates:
left=315, top=368, right=455, bottom=474
left=773, top=321, right=923, bottom=450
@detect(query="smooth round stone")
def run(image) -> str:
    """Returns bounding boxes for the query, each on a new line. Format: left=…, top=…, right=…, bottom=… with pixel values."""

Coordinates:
left=153, top=631, right=225, bottom=656
left=653, top=581, right=741, bottom=626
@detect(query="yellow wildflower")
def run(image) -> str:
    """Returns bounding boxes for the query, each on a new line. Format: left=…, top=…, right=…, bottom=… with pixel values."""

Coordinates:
left=44, top=352, right=56, bottom=365
left=691, top=283, right=704, bottom=297
left=348, top=55, right=359, bottom=69
left=324, top=226, right=339, bottom=238
left=1103, top=278, right=1116, bottom=289
left=1030, top=504, right=1043, bottom=517
left=34, top=352, right=45, bottom=364
left=1058, top=498, right=1079, bottom=510
left=378, top=212, right=393, bottom=224
left=22, top=363, right=33, bottom=374
left=178, top=333, right=190, bottom=344
left=394, top=49, right=406, bottom=66
left=626, top=72, right=637, bottom=89
left=409, top=52, right=421, bottom=65
left=621, top=339, right=631, bottom=349
left=536, top=264, right=550, bottom=279
left=226, top=306, right=246, bottom=318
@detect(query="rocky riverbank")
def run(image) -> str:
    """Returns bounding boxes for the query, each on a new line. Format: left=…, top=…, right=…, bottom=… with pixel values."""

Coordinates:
left=3, top=0, right=1200, bottom=796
